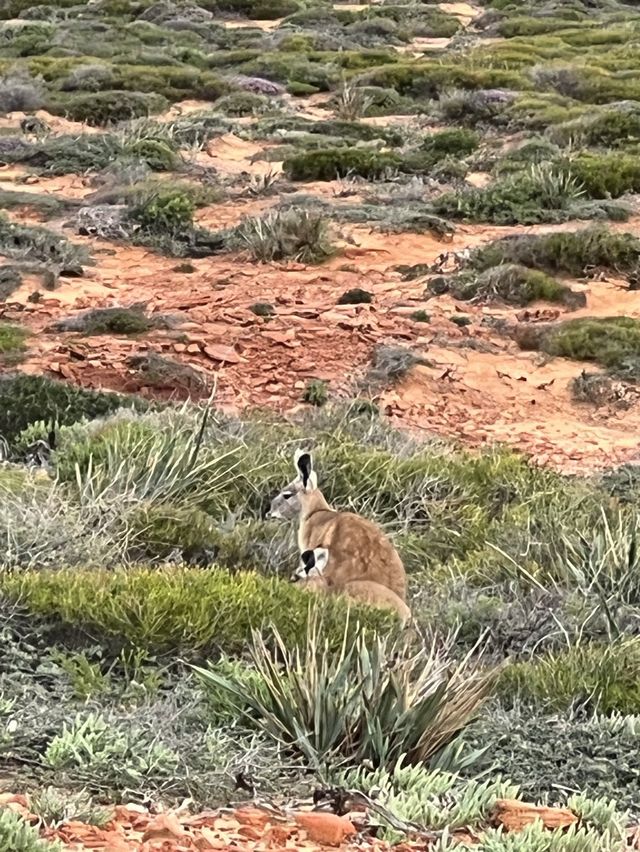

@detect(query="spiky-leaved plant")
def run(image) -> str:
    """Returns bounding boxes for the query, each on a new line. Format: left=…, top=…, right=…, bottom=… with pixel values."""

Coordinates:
left=193, top=615, right=497, bottom=770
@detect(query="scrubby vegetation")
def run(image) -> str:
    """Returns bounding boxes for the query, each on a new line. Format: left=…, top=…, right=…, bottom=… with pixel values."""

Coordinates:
left=3, top=0, right=640, bottom=844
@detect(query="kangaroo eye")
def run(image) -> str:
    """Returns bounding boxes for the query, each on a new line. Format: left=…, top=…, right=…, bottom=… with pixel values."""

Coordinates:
left=282, top=491, right=293, bottom=499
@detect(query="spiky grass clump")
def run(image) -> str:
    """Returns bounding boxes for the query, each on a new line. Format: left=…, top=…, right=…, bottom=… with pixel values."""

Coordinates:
left=193, top=617, right=496, bottom=770
left=232, top=209, right=335, bottom=263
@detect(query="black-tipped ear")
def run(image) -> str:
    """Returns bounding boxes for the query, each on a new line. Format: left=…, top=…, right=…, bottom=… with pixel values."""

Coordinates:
left=47, top=429, right=56, bottom=450
left=296, top=452, right=312, bottom=488
left=301, top=549, right=315, bottom=573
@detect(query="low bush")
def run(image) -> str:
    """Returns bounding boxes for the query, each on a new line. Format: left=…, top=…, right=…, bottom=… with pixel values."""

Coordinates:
left=302, top=379, right=328, bottom=406
left=437, top=88, right=515, bottom=126
left=0, top=324, right=28, bottom=362
left=357, top=63, right=526, bottom=99
left=47, top=91, right=169, bottom=126
left=0, top=373, right=145, bottom=445
left=283, top=147, right=400, bottom=181
left=194, top=617, right=495, bottom=769
left=566, top=152, right=640, bottom=199
left=129, top=187, right=195, bottom=233
left=61, top=307, right=153, bottom=336
left=0, top=216, right=90, bottom=272
left=0, top=567, right=395, bottom=656
left=549, top=109, right=640, bottom=148
left=231, top=209, right=335, bottom=263
left=470, top=226, right=640, bottom=280
left=213, top=91, right=272, bottom=116
left=542, top=317, right=640, bottom=372
left=500, top=638, right=640, bottom=714
left=0, top=69, right=45, bottom=114
left=421, top=128, right=480, bottom=161
left=439, top=265, right=580, bottom=308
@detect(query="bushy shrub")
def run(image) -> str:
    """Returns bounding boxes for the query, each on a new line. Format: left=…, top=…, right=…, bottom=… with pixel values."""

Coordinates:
left=550, top=109, right=640, bottom=149
left=471, top=226, right=640, bottom=279
left=543, top=317, right=640, bottom=372
left=213, top=91, right=271, bottom=116
left=0, top=567, right=394, bottom=656
left=441, top=265, right=578, bottom=308
left=0, top=374, right=145, bottom=445
left=0, top=216, right=90, bottom=272
left=194, top=617, right=495, bottom=769
left=47, top=91, right=168, bottom=126
left=127, top=501, right=218, bottom=561
left=358, top=63, right=525, bottom=98
left=500, top=638, right=640, bottom=714
left=566, top=152, right=640, bottom=199
left=437, top=88, right=515, bottom=126
left=283, top=147, right=400, bottom=181
left=421, top=128, right=479, bottom=160
left=129, top=187, right=195, bottom=233
left=0, top=69, right=45, bottom=114
left=231, top=209, right=335, bottom=263
left=433, top=164, right=588, bottom=225
left=0, top=324, right=28, bottom=360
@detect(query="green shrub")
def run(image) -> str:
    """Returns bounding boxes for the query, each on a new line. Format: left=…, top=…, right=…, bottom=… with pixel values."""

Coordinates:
left=193, top=616, right=495, bottom=769
left=543, top=317, right=640, bottom=372
left=0, top=567, right=395, bottom=656
left=284, top=147, right=400, bottom=181
left=432, top=164, right=588, bottom=225
left=125, top=138, right=178, bottom=171
left=500, top=639, right=640, bottom=714
left=127, top=501, right=218, bottom=561
left=358, top=63, right=526, bottom=98
left=0, top=374, right=145, bottom=445
left=231, top=209, right=335, bottom=263
left=471, top=226, right=640, bottom=279
left=47, top=91, right=168, bottom=126
left=130, top=188, right=195, bottom=233
left=566, top=152, right=640, bottom=199
left=442, top=265, right=578, bottom=308
left=0, top=217, right=89, bottom=272
left=550, top=109, right=640, bottom=148
left=0, top=324, right=28, bottom=359
left=303, top=379, right=328, bottom=407
left=213, top=92, right=272, bottom=116
left=77, top=307, right=153, bottom=336
left=421, top=128, right=479, bottom=160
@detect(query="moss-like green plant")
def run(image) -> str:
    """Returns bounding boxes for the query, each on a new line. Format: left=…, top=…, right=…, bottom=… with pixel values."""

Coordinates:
left=283, top=147, right=400, bottom=181
left=0, top=567, right=395, bottom=656
left=303, top=379, right=328, bottom=407
left=47, top=91, right=168, bottom=126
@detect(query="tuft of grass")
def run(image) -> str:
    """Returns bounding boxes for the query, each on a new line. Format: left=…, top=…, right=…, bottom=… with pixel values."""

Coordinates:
left=0, top=808, right=62, bottom=852
left=29, top=786, right=111, bottom=829
left=303, top=379, right=328, bottom=407
left=0, top=324, right=28, bottom=360
left=232, top=209, right=335, bottom=264
left=442, top=265, right=581, bottom=308
left=364, top=344, right=425, bottom=389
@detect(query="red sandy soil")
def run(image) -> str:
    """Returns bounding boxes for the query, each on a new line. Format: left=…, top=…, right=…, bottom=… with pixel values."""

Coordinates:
left=7, top=791, right=635, bottom=851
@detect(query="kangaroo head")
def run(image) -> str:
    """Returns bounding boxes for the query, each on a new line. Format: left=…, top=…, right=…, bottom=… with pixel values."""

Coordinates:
left=266, top=449, right=318, bottom=521
left=292, top=547, right=329, bottom=582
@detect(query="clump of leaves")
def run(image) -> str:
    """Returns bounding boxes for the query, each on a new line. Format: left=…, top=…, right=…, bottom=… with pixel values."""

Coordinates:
left=232, top=209, right=335, bottom=263
left=303, top=379, right=328, bottom=407
left=337, top=288, right=373, bottom=305
left=129, top=188, right=195, bottom=234
left=0, top=568, right=393, bottom=656
left=193, top=617, right=496, bottom=770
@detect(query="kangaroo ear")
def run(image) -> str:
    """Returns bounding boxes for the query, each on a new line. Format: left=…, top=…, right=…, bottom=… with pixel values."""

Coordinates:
left=314, top=548, right=329, bottom=572
left=47, top=429, right=56, bottom=450
left=294, top=449, right=313, bottom=489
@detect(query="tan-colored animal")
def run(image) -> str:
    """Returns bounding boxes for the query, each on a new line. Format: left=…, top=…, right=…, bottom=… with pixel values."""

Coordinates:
left=268, top=449, right=407, bottom=601
left=293, top=547, right=412, bottom=625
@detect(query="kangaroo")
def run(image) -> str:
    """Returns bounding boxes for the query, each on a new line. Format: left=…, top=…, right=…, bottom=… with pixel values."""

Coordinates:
left=295, top=547, right=412, bottom=625
left=268, top=449, right=407, bottom=601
